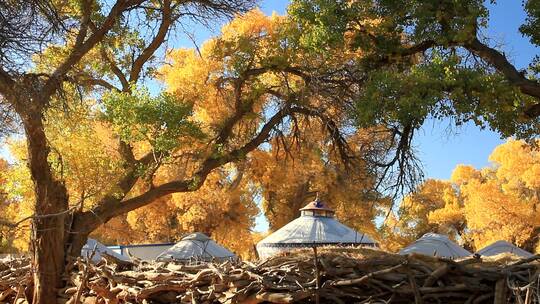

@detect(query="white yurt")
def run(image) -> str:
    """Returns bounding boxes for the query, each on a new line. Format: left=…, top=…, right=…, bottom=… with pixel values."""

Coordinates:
left=256, top=198, right=377, bottom=260
left=476, top=240, right=533, bottom=258
left=81, top=238, right=129, bottom=262
left=399, top=233, right=471, bottom=259
left=156, top=232, right=236, bottom=262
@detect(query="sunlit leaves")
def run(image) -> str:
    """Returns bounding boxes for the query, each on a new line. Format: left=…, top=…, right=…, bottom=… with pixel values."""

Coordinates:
left=246, top=125, right=382, bottom=242
left=0, top=159, right=32, bottom=253
left=354, top=50, right=537, bottom=138
left=384, top=179, right=458, bottom=249
left=102, top=88, right=203, bottom=153
left=520, top=0, right=540, bottom=46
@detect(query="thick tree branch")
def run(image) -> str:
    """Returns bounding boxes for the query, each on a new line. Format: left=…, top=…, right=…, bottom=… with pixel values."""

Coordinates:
left=128, top=0, right=174, bottom=82
left=214, top=65, right=309, bottom=146
left=74, top=104, right=302, bottom=229
left=464, top=38, right=540, bottom=118
left=72, top=0, right=92, bottom=51
left=42, top=0, right=143, bottom=98
left=0, top=66, right=15, bottom=97
left=76, top=77, right=119, bottom=91
left=99, top=47, right=130, bottom=91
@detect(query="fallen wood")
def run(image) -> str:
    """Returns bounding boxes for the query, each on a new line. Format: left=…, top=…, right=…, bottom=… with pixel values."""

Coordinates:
left=0, top=248, right=539, bottom=303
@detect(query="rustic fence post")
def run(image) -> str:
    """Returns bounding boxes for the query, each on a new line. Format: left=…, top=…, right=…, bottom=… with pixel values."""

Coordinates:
left=312, top=246, right=320, bottom=304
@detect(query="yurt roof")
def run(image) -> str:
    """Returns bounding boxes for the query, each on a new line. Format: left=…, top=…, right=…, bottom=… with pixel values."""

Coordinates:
left=257, top=213, right=376, bottom=248
left=81, top=239, right=129, bottom=262
left=156, top=233, right=235, bottom=262
left=476, top=240, right=533, bottom=258
left=257, top=197, right=375, bottom=250
left=399, top=233, right=471, bottom=259
left=256, top=197, right=376, bottom=260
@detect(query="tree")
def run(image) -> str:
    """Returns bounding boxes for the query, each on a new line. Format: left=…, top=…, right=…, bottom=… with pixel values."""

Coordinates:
left=456, top=140, right=540, bottom=251
left=391, top=140, right=540, bottom=253
left=8, top=1, right=539, bottom=301
left=112, top=168, right=260, bottom=259
left=382, top=179, right=466, bottom=250
left=290, top=0, right=540, bottom=155
left=0, top=159, right=29, bottom=253
left=1, top=5, right=405, bottom=302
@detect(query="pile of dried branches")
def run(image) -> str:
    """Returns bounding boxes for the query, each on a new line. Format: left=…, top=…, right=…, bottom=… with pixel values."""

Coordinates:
left=1, top=248, right=540, bottom=303
left=0, top=256, right=32, bottom=302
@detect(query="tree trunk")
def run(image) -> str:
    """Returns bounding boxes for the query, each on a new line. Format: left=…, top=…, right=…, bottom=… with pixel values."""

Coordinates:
left=17, top=95, right=70, bottom=304
left=66, top=214, right=97, bottom=258
left=31, top=195, right=67, bottom=303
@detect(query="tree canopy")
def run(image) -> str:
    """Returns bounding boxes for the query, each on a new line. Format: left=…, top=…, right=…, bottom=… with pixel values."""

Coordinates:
left=0, top=7, right=395, bottom=260
left=289, top=0, right=540, bottom=139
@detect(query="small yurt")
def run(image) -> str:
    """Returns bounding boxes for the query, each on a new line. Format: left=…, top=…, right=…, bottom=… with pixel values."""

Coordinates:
left=256, top=198, right=377, bottom=260
left=399, top=233, right=471, bottom=259
left=156, top=232, right=236, bottom=262
left=476, top=240, right=533, bottom=258
left=81, top=239, right=129, bottom=262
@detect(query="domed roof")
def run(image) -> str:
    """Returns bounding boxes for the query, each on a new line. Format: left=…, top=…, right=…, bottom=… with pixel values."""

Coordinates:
left=399, top=233, right=471, bottom=259
left=476, top=240, right=533, bottom=258
left=182, top=232, right=211, bottom=241
left=156, top=232, right=236, bottom=262
left=82, top=239, right=129, bottom=263
left=256, top=197, right=377, bottom=260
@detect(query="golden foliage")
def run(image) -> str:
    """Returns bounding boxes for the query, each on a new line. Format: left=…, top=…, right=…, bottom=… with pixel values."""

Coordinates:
left=391, top=139, right=540, bottom=253
left=91, top=167, right=260, bottom=260
left=246, top=124, right=382, bottom=242
left=382, top=179, right=460, bottom=251
left=2, top=10, right=380, bottom=259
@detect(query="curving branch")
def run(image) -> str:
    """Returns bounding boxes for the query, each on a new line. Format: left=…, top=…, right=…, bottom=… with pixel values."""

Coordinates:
left=74, top=103, right=298, bottom=230
left=128, top=0, right=175, bottom=82
left=464, top=38, right=540, bottom=118
left=75, top=77, right=119, bottom=91
left=42, top=0, right=144, bottom=98
left=99, top=46, right=130, bottom=91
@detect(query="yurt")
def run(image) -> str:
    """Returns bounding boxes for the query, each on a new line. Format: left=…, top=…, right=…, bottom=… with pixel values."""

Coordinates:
left=81, top=238, right=129, bottom=262
left=156, top=232, right=236, bottom=262
left=476, top=240, right=533, bottom=258
left=399, top=233, right=471, bottom=259
left=256, top=198, right=377, bottom=260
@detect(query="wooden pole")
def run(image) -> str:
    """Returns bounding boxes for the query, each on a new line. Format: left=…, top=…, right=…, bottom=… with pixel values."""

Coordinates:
left=313, top=246, right=320, bottom=304
left=494, top=277, right=508, bottom=304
